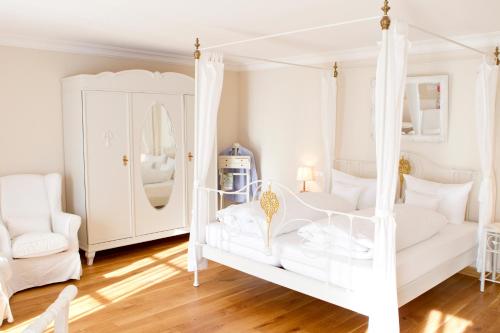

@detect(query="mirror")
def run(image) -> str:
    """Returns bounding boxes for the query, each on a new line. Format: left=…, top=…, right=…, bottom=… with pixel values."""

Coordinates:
left=402, top=76, right=448, bottom=142
left=372, top=75, right=448, bottom=142
left=140, top=103, right=176, bottom=209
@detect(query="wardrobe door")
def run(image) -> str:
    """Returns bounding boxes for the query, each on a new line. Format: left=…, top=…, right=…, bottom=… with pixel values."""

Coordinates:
left=132, top=93, right=185, bottom=235
left=83, top=91, right=133, bottom=244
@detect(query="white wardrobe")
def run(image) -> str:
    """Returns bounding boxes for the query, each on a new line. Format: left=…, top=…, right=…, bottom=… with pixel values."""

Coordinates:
left=62, top=70, right=196, bottom=265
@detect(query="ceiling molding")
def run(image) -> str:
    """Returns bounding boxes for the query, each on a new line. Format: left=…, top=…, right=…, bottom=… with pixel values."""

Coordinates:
left=0, top=30, right=499, bottom=72
left=235, top=30, right=500, bottom=71
left=0, top=33, right=197, bottom=66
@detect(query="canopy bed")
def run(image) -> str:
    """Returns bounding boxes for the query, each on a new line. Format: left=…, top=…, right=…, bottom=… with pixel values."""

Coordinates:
left=187, top=1, right=499, bottom=332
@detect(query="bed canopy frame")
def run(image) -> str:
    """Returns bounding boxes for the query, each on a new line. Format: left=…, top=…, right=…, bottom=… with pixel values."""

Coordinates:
left=188, top=2, right=499, bottom=332
left=194, top=1, right=491, bottom=69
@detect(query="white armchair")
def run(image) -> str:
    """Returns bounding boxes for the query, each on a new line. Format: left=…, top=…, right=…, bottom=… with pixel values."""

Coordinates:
left=0, top=174, right=82, bottom=295
left=23, top=285, right=77, bottom=333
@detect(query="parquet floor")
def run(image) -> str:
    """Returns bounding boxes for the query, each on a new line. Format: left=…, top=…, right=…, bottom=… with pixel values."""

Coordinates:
left=3, top=235, right=500, bottom=332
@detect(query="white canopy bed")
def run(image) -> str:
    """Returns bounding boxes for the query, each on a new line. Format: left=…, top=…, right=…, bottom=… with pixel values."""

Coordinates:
left=187, top=1, right=499, bottom=332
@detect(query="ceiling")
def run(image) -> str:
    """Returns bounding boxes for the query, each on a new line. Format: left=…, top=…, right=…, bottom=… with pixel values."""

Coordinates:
left=0, top=0, right=499, bottom=66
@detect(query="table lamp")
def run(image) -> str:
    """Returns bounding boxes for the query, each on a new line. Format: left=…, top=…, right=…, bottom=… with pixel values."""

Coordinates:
left=296, top=166, right=313, bottom=192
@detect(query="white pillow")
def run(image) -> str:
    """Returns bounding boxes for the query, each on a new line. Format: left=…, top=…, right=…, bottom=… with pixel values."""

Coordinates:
left=216, top=192, right=355, bottom=237
left=141, top=167, right=169, bottom=184
left=160, top=157, right=176, bottom=180
left=332, top=169, right=376, bottom=209
left=394, top=204, right=448, bottom=251
left=142, top=154, right=166, bottom=168
left=297, top=204, right=448, bottom=253
left=5, top=216, right=52, bottom=239
left=12, top=232, right=68, bottom=259
left=295, top=192, right=357, bottom=213
left=403, top=174, right=473, bottom=224
left=405, top=189, right=441, bottom=211
left=331, top=182, right=362, bottom=211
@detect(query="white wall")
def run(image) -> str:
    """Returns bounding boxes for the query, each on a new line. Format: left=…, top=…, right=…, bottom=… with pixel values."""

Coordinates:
left=238, top=53, right=500, bottom=215
left=238, top=67, right=324, bottom=192
left=0, top=45, right=239, bottom=177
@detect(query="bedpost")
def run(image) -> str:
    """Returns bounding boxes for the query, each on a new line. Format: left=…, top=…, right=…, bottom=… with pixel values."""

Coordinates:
left=333, top=62, right=338, bottom=78
left=193, top=37, right=200, bottom=287
left=495, top=46, right=499, bottom=66
left=380, top=0, right=391, bottom=30
left=194, top=37, right=201, bottom=60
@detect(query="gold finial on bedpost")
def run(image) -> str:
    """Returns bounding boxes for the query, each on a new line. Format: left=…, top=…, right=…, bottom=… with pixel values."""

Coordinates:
left=260, top=185, right=280, bottom=248
left=333, top=62, right=338, bottom=78
left=399, top=157, right=411, bottom=199
left=495, top=47, right=499, bottom=66
left=380, top=0, right=391, bottom=30
left=194, top=37, right=201, bottom=60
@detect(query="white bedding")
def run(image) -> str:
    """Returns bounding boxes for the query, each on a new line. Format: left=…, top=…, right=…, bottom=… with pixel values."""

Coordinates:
left=206, top=223, right=281, bottom=266
left=144, top=180, right=173, bottom=207
left=297, top=204, right=449, bottom=257
left=216, top=192, right=356, bottom=238
left=277, top=222, right=477, bottom=292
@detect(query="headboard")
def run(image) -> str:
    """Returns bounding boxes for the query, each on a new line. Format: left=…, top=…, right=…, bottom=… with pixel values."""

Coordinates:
left=334, top=151, right=480, bottom=222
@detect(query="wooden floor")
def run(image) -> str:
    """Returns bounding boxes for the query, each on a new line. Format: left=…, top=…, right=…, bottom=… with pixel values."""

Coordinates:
left=3, top=235, right=500, bottom=333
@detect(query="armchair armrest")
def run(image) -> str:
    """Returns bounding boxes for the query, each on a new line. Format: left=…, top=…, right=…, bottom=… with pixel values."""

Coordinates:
left=52, top=213, right=81, bottom=252
left=0, top=223, right=11, bottom=260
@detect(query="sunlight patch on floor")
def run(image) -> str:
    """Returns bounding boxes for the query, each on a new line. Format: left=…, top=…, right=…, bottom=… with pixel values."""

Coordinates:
left=424, top=309, right=473, bottom=333
left=103, top=257, right=157, bottom=278
left=151, top=243, right=186, bottom=260
left=4, top=252, right=184, bottom=332
left=95, top=262, right=181, bottom=304
left=104, top=242, right=186, bottom=279
left=3, top=294, right=105, bottom=332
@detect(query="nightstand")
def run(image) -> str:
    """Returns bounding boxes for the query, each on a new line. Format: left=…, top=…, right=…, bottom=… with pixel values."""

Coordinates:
left=218, top=155, right=251, bottom=208
left=480, top=223, right=500, bottom=292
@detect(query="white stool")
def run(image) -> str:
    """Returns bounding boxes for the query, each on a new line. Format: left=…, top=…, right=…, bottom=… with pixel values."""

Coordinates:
left=480, top=223, right=500, bottom=292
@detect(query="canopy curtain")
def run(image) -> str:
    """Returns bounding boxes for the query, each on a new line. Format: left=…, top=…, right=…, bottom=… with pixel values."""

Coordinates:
left=187, top=53, right=224, bottom=272
left=370, top=20, right=409, bottom=333
left=475, top=58, right=499, bottom=271
left=320, top=70, right=337, bottom=193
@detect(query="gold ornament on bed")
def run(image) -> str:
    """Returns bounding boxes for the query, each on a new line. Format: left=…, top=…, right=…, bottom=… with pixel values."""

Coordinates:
left=399, top=157, right=412, bottom=198
left=260, top=185, right=280, bottom=248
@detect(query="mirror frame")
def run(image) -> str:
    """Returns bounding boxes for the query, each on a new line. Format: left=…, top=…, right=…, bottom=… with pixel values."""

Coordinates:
left=370, top=75, right=449, bottom=143
left=402, top=75, right=449, bottom=143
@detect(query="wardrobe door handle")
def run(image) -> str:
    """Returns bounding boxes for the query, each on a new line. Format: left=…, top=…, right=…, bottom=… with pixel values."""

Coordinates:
left=188, top=152, right=194, bottom=162
left=122, top=155, right=129, bottom=166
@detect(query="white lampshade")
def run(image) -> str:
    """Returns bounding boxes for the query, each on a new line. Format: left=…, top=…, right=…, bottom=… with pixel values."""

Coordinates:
left=296, top=166, right=314, bottom=182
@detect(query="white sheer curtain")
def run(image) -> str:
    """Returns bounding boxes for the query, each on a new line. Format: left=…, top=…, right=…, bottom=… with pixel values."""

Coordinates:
left=320, top=71, right=337, bottom=193
left=369, top=20, right=409, bottom=333
left=475, top=58, right=499, bottom=271
left=188, top=53, right=224, bottom=272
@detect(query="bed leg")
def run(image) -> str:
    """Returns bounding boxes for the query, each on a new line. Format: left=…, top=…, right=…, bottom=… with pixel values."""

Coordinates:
left=481, top=234, right=487, bottom=292
left=193, top=270, right=200, bottom=287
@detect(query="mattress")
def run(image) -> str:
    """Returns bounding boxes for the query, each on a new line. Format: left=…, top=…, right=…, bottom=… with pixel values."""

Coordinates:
left=206, top=222, right=281, bottom=266
left=275, top=222, right=478, bottom=292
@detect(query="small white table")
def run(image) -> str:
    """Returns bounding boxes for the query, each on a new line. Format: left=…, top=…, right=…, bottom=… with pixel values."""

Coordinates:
left=218, top=155, right=252, bottom=207
left=480, top=223, right=500, bottom=292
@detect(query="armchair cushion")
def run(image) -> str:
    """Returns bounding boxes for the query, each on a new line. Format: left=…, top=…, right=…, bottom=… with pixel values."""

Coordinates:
left=5, top=217, right=51, bottom=239
left=11, top=233, right=68, bottom=259
left=0, top=175, right=53, bottom=238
